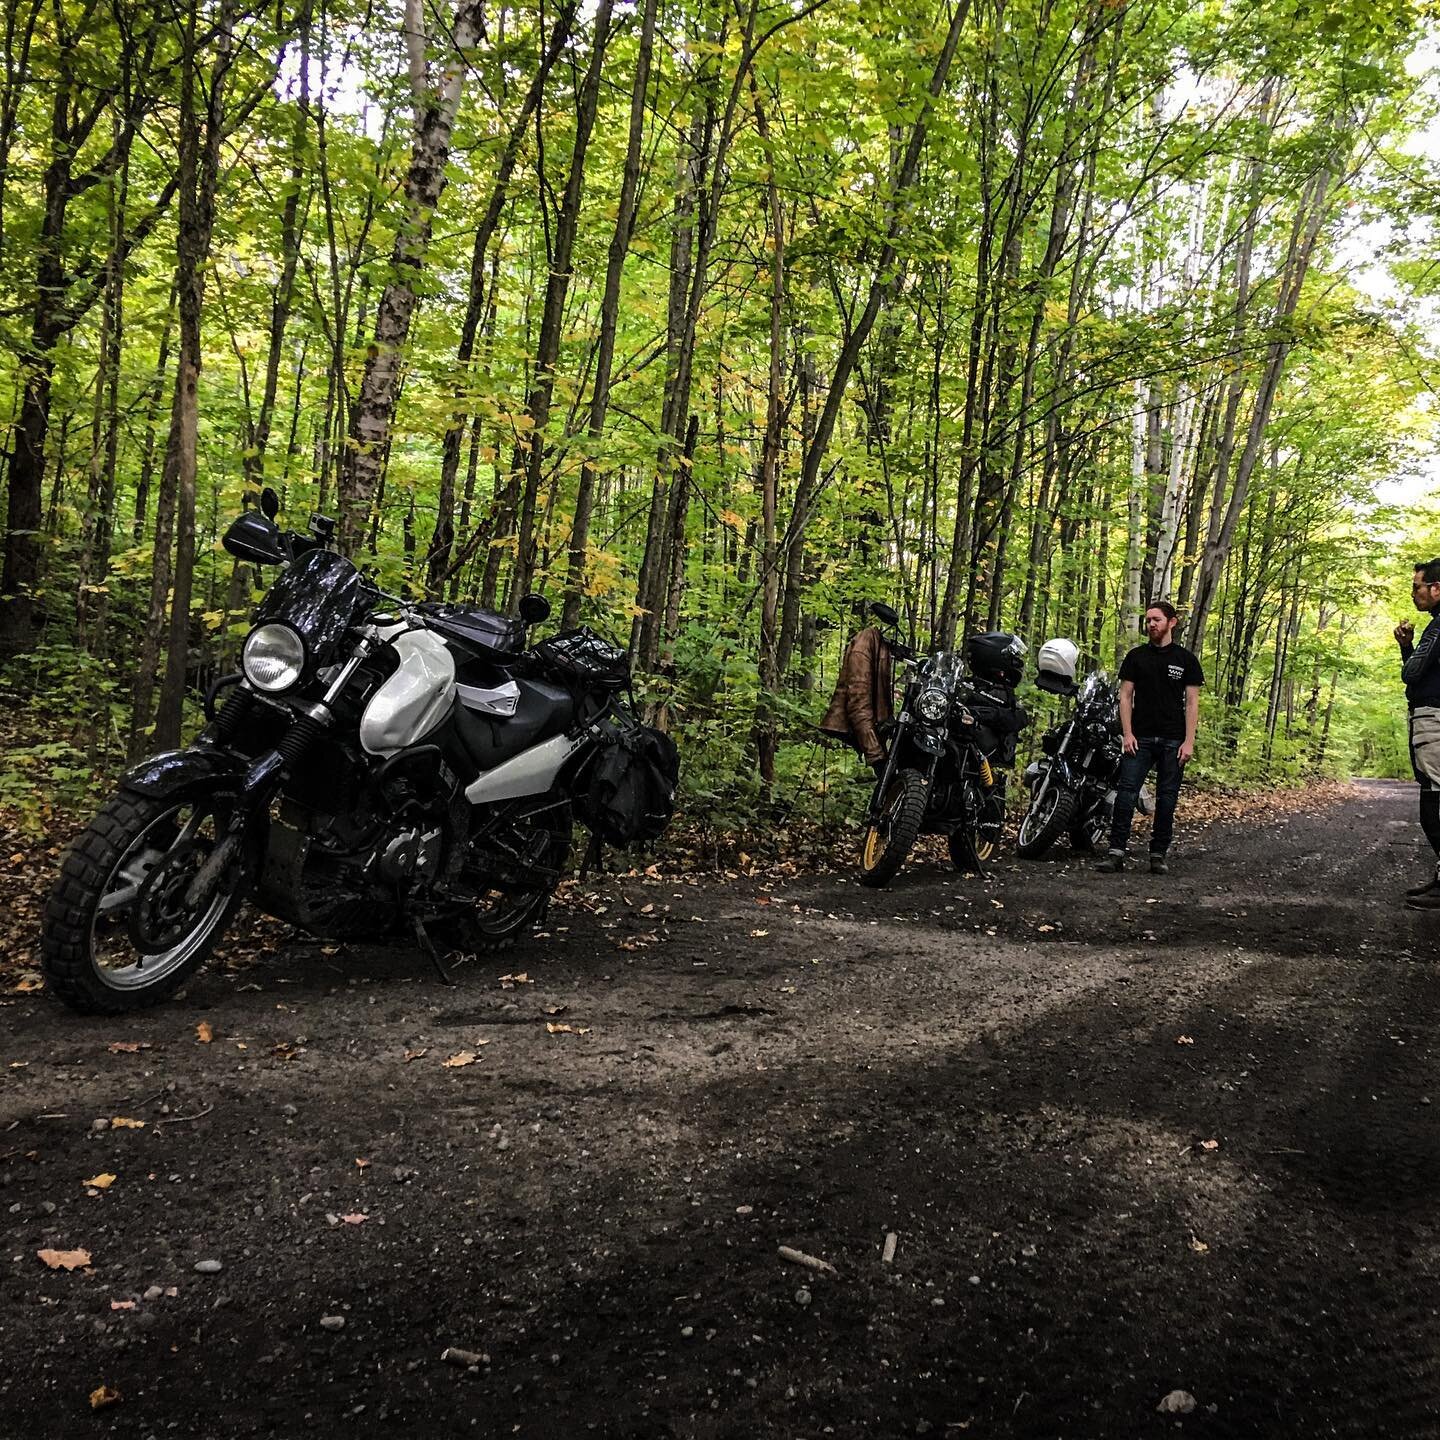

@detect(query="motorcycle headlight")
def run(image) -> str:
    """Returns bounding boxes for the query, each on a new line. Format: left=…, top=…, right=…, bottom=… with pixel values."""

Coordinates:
left=242, top=623, right=305, bottom=692
left=916, top=688, right=950, bottom=722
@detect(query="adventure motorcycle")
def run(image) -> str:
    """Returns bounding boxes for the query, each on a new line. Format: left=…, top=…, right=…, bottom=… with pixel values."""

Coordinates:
left=1017, top=639, right=1145, bottom=858
left=42, top=490, right=677, bottom=1014
left=858, top=604, right=1027, bottom=888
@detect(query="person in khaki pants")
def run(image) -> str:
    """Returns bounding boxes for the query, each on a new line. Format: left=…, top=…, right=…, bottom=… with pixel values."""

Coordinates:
left=1396, top=556, right=1440, bottom=908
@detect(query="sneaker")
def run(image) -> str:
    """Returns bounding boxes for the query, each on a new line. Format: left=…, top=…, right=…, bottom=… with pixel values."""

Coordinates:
left=1406, top=888, right=1440, bottom=910
left=1095, top=851, right=1125, bottom=873
left=1149, top=853, right=1168, bottom=876
left=1406, top=876, right=1440, bottom=897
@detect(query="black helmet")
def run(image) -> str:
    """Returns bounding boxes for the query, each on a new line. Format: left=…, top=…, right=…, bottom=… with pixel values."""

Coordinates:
left=966, top=631, right=1025, bottom=687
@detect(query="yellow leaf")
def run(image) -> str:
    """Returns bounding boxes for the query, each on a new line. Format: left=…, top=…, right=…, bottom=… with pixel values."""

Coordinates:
left=89, top=1385, right=122, bottom=1410
left=110, top=1117, right=145, bottom=1129
left=443, top=1051, right=477, bottom=1068
left=196, top=1021, right=214, bottom=1043
left=83, top=1174, right=116, bottom=1190
left=37, top=1248, right=92, bottom=1270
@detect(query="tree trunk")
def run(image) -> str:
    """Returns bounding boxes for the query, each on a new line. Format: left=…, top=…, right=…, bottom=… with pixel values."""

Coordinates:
left=153, top=0, right=237, bottom=751
left=560, top=0, right=657, bottom=628
left=337, top=0, right=486, bottom=553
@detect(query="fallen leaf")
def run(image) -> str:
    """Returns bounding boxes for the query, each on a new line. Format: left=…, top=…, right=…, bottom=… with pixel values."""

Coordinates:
left=750, top=929, right=769, bottom=938
left=1189, top=1237, right=1209, bottom=1253
left=443, top=1052, right=477, bottom=1068
left=640, top=903, right=655, bottom=915
left=37, top=1248, right=92, bottom=1271
left=403, top=1049, right=428, bottom=1063
left=82, top=1173, right=116, bottom=1191
left=544, top=1004, right=568, bottom=1017
left=89, top=1385, right=121, bottom=1410
left=1037, top=924, right=1055, bottom=933
left=1176, top=1035, right=1195, bottom=1046
left=340, top=1213, right=368, bottom=1225
left=110, top=1117, right=145, bottom=1129
left=498, top=972, right=531, bottom=988
left=1200, top=1139, right=1220, bottom=1152
left=195, top=1021, right=214, bottom=1044
left=110, top=1299, right=136, bottom=1311
left=106, top=1042, right=150, bottom=1054
left=354, top=1158, right=370, bottom=1169
left=13, top=976, right=42, bottom=993
left=546, top=1022, right=591, bottom=1036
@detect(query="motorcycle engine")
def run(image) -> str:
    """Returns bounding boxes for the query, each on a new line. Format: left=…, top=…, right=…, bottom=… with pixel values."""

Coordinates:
left=374, top=822, right=443, bottom=884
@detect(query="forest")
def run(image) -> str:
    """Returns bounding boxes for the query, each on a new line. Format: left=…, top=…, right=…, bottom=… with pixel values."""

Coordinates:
left=1, top=0, right=1438, bottom=831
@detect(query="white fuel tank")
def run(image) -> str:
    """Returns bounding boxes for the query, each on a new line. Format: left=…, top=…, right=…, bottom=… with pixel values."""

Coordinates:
left=360, top=629, right=456, bottom=756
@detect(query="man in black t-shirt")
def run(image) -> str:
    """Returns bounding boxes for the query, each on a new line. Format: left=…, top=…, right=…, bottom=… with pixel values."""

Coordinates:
left=1395, top=556, right=1440, bottom=908
left=1096, top=599, right=1204, bottom=876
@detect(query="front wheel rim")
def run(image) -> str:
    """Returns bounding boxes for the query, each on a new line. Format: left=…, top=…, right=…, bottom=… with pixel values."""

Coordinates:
left=89, top=802, right=238, bottom=990
left=1019, top=787, right=1059, bottom=846
left=861, top=784, right=905, bottom=870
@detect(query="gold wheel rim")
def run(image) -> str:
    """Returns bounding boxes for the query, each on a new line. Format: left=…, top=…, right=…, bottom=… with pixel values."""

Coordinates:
left=862, top=824, right=884, bottom=870
left=975, top=838, right=996, bottom=861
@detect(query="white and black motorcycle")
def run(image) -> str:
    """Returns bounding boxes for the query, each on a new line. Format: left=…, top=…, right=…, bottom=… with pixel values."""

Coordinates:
left=42, top=490, right=677, bottom=1013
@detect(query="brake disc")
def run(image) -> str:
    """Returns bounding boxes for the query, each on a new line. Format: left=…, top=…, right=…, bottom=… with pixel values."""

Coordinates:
left=128, top=840, right=211, bottom=954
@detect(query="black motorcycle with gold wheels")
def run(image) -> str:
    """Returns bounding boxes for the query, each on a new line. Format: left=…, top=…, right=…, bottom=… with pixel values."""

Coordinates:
left=857, top=609, right=1028, bottom=888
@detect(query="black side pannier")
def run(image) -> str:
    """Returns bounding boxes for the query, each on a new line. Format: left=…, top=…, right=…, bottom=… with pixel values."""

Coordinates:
left=533, top=627, right=631, bottom=690
left=580, top=719, right=680, bottom=846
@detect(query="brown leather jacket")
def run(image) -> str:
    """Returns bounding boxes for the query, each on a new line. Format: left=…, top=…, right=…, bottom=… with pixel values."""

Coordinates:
left=819, top=626, right=894, bottom=764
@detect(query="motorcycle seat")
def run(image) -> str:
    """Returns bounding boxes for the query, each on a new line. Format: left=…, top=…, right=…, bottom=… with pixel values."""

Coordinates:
left=451, top=678, right=577, bottom=772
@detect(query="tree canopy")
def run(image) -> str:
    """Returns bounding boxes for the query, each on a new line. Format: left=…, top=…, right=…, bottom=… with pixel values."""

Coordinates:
left=2, top=0, right=1438, bottom=824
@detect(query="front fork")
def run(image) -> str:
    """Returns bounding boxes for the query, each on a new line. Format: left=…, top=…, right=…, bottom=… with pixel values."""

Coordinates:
left=184, top=640, right=374, bottom=909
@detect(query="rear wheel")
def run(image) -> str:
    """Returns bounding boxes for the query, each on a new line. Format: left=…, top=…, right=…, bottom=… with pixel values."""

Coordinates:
left=1069, top=796, right=1111, bottom=853
left=42, top=790, right=247, bottom=1014
left=950, top=782, right=1005, bottom=872
left=858, top=769, right=926, bottom=888
left=1016, top=782, right=1077, bottom=859
left=452, top=802, right=574, bottom=952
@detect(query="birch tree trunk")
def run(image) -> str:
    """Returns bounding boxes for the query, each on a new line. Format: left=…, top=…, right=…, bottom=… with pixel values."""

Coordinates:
left=337, top=0, right=485, bottom=553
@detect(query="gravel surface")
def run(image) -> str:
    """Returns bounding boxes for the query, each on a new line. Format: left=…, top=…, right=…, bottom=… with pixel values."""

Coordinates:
left=1, top=778, right=1436, bottom=1437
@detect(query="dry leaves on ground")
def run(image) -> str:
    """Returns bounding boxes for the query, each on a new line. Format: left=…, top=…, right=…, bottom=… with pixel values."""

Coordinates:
left=37, top=1248, right=91, bottom=1270
left=82, top=1173, right=116, bottom=1191
left=195, top=1021, right=214, bottom=1043
left=546, top=1022, right=591, bottom=1036
left=89, top=1385, right=121, bottom=1410
left=110, top=1116, right=145, bottom=1129
left=442, top=1052, right=478, bottom=1068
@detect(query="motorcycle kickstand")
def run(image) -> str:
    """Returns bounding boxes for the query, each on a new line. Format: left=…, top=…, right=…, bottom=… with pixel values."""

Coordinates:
left=412, top=914, right=457, bottom=987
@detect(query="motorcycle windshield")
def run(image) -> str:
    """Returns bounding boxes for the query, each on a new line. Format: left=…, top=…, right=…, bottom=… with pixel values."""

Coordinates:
left=921, top=651, right=963, bottom=692
left=253, top=550, right=369, bottom=667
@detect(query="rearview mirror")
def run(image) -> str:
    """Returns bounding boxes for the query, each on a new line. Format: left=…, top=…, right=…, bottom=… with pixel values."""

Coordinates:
left=260, top=486, right=280, bottom=520
left=869, top=601, right=900, bottom=628
left=518, top=594, right=551, bottom=625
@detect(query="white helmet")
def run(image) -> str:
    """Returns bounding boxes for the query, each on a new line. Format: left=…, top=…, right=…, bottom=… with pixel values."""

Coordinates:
left=1036, top=637, right=1079, bottom=695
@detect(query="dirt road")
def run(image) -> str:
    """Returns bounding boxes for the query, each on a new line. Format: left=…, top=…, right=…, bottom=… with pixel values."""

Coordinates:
left=1, top=780, right=1436, bottom=1438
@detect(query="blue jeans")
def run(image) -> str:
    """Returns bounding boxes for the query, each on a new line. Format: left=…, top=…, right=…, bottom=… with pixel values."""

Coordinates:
left=1108, top=736, right=1184, bottom=855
